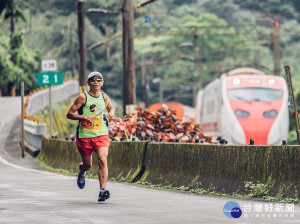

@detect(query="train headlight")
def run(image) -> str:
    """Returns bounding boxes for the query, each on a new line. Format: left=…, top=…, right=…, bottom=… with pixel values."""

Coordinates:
left=232, top=78, right=240, bottom=85
left=235, top=109, right=249, bottom=118
left=268, top=79, right=276, bottom=85
left=263, top=110, right=278, bottom=118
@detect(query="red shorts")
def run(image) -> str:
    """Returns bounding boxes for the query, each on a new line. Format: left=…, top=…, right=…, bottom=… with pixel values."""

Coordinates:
left=76, top=135, right=110, bottom=157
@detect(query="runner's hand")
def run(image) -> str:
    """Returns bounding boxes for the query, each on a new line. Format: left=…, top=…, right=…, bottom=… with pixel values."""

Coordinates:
left=83, top=115, right=99, bottom=124
left=109, top=111, right=115, bottom=120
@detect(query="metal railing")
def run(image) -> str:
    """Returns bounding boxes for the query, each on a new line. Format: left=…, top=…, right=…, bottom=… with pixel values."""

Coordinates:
left=24, top=80, right=79, bottom=151
left=26, top=80, right=79, bottom=116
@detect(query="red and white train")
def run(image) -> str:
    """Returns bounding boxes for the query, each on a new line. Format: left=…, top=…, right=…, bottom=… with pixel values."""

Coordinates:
left=196, top=68, right=289, bottom=145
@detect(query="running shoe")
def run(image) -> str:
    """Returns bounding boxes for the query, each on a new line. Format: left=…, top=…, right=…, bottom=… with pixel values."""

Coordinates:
left=77, top=170, right=86, bottom=189
left=98, top=190, right=110, bottom=202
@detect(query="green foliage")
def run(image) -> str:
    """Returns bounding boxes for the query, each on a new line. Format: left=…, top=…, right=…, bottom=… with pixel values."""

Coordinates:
left=0, top=30, right=40, bottom=95
left=1, top=0, right=300, bottom=106
left=245, top=181, right=270, bottom=198
left=135, top=13, right=252, bottom=105
left=287, top=130, right=297, bottom=145
left=233, top=0, right=294, bottom=14
left=135, top=179, right=299, bottom=203
left=0, top=0, right=27, bottom=22
left=36, top=158, right=77, bottom=176
left=287, top=88, right=300, bottom=144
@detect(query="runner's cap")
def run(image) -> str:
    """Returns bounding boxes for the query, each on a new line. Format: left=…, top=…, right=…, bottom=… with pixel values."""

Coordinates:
left=88, top=71, right=103, bottom=80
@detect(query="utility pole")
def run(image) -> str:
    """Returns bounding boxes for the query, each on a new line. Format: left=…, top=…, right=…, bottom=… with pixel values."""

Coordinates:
left=106, top=27, right=110, bottom=59
left=159, top=79, right=163, bottom=102
left=194, top=27, right=201, bottom=81
left=138, top=60, right=167, bottom=106
left=152, top=77, right=163, bottom=102
left=193, top=27, right=201, bottom=106
left=273, top=20, right=280, bottom=76
left=254, top=49, right=261, bottom=68
left=68, top=21, right=75, bottom=78
left=77, top=0, right=86, bottom=92
left=21, top=81, right=25, bottom=158
left=141, top=63, right=148, bottom=107
left=83, top=0, right=157, bottom=113
left=122, top=0, right=136, bottom=115
left=10, top=0, right=15, bottom=33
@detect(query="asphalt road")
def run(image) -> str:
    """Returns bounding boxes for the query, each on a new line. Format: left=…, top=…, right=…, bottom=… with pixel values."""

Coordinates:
left=0, top=97, right=299, bottom=224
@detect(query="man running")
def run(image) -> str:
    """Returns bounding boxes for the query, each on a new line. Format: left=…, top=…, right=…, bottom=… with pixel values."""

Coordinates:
left=67, top=71, right=115, bottom=202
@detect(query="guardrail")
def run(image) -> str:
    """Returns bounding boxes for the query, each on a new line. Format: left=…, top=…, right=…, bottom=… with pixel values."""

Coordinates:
left=26, top=80, right=79, bottom=116
left=24, top=119, right=46, bottom=155
left=24, top=80, right=79, bottom=155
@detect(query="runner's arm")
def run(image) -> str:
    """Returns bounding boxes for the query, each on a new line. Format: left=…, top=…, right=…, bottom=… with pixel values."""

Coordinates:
left=102, top=92, right=115, bottom=119
left=107, top=100, right=115, bottom=119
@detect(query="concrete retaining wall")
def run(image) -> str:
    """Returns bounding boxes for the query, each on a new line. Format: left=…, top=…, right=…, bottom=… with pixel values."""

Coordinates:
left=141, top=143, right=300, bottom=197
left=38, top=138, right=300, bottom=198
left=39, top=137, right=146, bottom=182
left=39, top=137, right=81, bottom=172
left=105, top=141, right=146, bottom=182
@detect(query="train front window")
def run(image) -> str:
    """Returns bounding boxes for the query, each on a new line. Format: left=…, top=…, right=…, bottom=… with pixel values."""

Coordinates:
left=227, top=88, right=283, bottom=102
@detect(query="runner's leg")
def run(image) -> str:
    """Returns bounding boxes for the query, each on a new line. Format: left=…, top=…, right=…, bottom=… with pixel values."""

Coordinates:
left=96, top=147, right=108, bottom=189
left=79, top=155, right=93, bottom=173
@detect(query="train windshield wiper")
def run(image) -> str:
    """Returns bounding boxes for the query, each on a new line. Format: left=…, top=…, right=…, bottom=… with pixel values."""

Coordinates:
left=236, top=96, right=251, bottom=102
left=252, top=98, right=261, bottom=102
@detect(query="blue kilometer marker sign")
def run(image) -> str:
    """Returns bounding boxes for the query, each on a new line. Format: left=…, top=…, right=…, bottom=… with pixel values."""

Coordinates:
left=145, top=15, right=151, bottom=23
left=37, top=72, right=63, bottom=86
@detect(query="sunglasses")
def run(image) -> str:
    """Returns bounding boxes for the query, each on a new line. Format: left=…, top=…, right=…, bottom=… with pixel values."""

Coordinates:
left=88, top=78, right=103, bottom=82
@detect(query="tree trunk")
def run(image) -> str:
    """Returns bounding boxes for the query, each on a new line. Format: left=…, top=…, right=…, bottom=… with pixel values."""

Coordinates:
left=9, top=83, right=16, bottom=97
left=122, top=0, right=136, bottom=115
left=10, top=0, right=15, bottom=33
left=273, top=20, right=280, bottom=76
left=77, top=0, right=86, bottom=92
